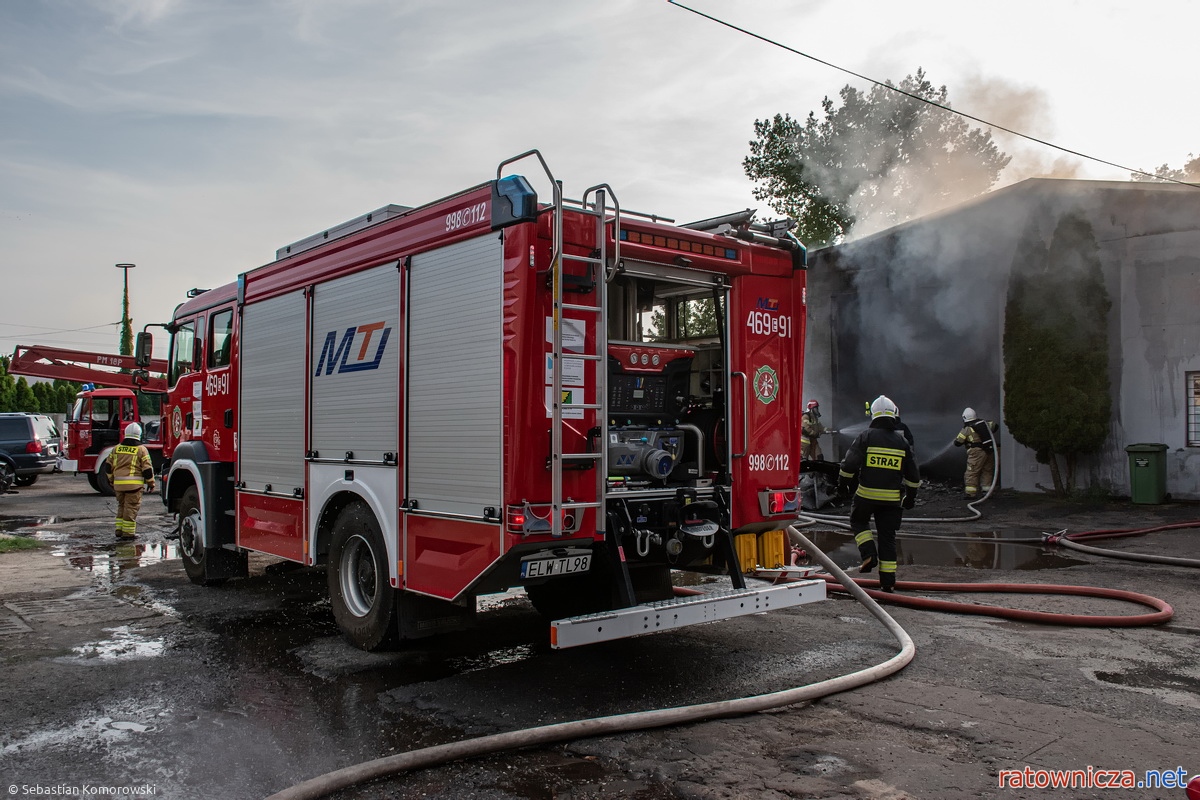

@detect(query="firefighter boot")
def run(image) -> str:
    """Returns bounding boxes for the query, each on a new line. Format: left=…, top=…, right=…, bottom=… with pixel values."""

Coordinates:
left=879, top=561, right=897, bottom=593
left=855, top=531, right=878, bottom=573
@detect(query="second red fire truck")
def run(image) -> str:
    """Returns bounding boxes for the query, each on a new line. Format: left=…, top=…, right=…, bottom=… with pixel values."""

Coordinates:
left=138, top=151, right=824, bottom=649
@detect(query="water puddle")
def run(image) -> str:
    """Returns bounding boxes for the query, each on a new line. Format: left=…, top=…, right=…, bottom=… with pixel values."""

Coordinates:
left=1, top=700, right=168, bottom=755
left=800, top=528, right=1087, bottom=570
left=0, top=515, right=65, bottom=532
left=57, top=625, right=167, bottom=663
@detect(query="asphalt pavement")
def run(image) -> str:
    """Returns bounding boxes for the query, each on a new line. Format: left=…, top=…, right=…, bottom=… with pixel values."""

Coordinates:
left=2, top=473, right=1200, bottom=800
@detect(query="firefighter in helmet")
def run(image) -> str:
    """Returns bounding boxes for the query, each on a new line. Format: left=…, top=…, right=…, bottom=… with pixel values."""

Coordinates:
left=838, top=396, right=920, bottom=592
left=107, top=422, right=156, bottom=541
left=955, top=408, right=998, bottom=499
left=801, top=400, right=827, bottom=460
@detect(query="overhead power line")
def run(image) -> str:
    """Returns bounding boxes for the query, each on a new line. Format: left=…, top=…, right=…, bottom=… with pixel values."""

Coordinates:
left=666, top=0, right=1199, bottom=189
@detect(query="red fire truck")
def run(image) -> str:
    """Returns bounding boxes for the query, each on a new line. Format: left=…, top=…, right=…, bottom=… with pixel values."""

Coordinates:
left=137, top=151, right=824, bottom=649
left=8, top=345, right=167, bottom=495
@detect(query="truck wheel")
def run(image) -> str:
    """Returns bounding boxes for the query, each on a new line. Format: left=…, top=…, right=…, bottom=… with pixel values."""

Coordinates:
left=0, top=461, right=14, bottom=494
left=328, top=502, right=398, bottom=651
left=14, top=474, right=38, bottom=487
left=95, top=462, right=115, bottom=496
left=178, top=486, right=225, bottom=586
left=86, top=472, right=100, bottom=492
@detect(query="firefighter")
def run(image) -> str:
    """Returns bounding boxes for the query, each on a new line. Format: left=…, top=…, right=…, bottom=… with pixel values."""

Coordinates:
left=955, top=408, right=999, bottom=499
left=838, top=395, right=920, bottom=593
left=864, top=399, right=914, bottom=447
left=108, top=422, right=156, bottom=541
left=801, top=400, right=827, bottom=460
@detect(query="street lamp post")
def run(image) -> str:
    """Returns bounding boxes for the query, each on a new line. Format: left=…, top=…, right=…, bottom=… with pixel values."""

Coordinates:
left=115, top=263, right=135, bottom=357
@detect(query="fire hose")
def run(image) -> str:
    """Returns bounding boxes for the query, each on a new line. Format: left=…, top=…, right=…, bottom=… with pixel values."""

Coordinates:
left=1044, top=522, right=1200, bottom=568
left=265, top=527, right=914, bottom=800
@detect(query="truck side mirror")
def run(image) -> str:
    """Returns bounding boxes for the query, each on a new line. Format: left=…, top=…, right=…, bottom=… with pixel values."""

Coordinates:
left=135, top=332, right=153, bottom=367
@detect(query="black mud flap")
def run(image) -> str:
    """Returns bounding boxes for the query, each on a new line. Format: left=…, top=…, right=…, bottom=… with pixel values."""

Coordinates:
left=207, top=547, right=249, bottom=581
left=396, top=592, right=476, bottom=641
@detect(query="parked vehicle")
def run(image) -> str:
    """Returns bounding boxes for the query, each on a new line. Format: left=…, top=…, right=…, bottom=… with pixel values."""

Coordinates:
left=0, top=451, right=16, bottom=495
left=0, top=412, right=61, bottom=487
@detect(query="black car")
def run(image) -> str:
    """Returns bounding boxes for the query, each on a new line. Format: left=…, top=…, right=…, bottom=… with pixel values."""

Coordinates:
left=0, top=412, right=61, bottom=488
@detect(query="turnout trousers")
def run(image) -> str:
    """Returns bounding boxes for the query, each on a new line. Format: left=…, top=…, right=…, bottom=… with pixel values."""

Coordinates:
left=115, top=488, right=144, bottom=540
left=850, top=500, right=902, bottom=591
left=964, top=448, right=995, bottom=497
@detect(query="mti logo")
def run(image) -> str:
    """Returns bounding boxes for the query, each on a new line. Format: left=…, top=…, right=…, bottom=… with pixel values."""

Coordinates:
left=755, top=297, right=780, bottom=311
left=315, top=322, right=391, bottom=376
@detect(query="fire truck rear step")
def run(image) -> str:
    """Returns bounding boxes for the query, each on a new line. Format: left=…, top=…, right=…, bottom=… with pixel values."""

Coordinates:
left=549, top=579, right=826, bottom=649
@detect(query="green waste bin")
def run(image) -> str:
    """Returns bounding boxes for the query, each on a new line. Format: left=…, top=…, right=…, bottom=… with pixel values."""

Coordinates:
left=1125, top=443, right=1168, bottom=504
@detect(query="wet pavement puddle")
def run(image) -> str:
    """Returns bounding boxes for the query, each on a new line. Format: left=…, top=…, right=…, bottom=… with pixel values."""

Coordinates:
left=57, top=624, right=167, bottom=663
left=800, top=528, right=1088, bottom=571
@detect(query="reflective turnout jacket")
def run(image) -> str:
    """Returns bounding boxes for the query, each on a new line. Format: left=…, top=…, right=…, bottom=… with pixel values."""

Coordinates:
left=839, top=420, right=920, bottom=505
left=108, top=439, right=154, bottom=491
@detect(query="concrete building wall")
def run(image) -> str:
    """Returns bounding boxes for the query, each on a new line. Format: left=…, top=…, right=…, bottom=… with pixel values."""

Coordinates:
left=806, top=179, right=1200, bottom=500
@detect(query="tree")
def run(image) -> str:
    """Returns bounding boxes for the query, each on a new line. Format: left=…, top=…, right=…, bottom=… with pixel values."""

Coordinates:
left=12, top=377, right=37, bottom=412
left=1003, top=212, right=1112, bottom=495
left=1131, top=153, right=1200, bottom=183
left=744, top=69, right=1011, bottom=247
left=0, top=356, right=14, bottom=412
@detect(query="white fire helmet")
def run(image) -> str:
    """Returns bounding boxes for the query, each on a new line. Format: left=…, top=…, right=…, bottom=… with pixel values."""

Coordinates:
left=962, top=407, right=977, bottom=423
left=124, top=423, right=143, bottom=441
left=870, top=395, right=897, bottom=419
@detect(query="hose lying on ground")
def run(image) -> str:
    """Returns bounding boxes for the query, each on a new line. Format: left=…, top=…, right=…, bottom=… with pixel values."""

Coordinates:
left=812, top=575, right=1173, bottom=627
left=264, top=526, right=914, bottom=800
left=1044, top=522, right=1200, bottom=568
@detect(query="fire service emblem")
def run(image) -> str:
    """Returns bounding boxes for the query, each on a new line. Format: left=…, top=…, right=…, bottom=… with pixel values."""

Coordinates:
left=753, top=364, right=778, bottom=405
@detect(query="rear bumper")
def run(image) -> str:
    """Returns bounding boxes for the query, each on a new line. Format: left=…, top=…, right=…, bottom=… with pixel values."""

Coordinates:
left=550, top=578, right=827, bottom=648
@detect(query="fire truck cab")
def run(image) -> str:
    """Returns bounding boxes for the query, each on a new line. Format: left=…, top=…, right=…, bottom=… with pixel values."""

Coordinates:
left=143, top=151, right=824, bottom=650
left=8, top=345, right=166, bottom=495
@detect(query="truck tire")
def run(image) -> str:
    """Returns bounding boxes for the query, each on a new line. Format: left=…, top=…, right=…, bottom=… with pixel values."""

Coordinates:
left=14, top=474, right=38, bottom=487
left=328, top=502, right=398, bottom=651
left=86, top=472, right=100, bottom=492
left=178, top=486, right=226, bottom=586
left=95, top=461, right=115, bottom=496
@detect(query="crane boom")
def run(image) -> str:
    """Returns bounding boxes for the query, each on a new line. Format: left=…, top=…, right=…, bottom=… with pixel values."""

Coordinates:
left=9, top=345, right=168, bottom=393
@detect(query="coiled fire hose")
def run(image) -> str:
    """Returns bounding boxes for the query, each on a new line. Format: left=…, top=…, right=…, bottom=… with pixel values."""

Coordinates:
left=265, top=527, right=914, bottom=800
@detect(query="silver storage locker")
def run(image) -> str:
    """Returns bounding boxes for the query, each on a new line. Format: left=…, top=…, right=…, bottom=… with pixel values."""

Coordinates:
left=310, top=261, right=401, bottom=462
left=240, top=291, right=307, bottom=494
left=406, top=234, right=503, bottom=516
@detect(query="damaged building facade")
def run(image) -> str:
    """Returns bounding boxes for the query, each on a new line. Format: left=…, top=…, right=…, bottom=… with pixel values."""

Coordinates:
left=805, top=179, right=1200, bottom=500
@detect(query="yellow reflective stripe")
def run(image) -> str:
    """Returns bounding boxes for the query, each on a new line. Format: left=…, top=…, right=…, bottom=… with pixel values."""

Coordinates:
left=879, top=560, right=897, bottom=573
left=903, top=478, right=921, bottom=488
left=114, top=478, right=145, bottom=487
left=868, top=447, right=907, bottom=458
left=855, top=530, right=874, bottom=546
left=857, top=486, right=901, bottom=502
left=838, top=469, right=854, bottom=480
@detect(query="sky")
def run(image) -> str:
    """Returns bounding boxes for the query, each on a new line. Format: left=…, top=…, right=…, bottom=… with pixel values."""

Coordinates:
left=1, top=0, right=1196, bottom=359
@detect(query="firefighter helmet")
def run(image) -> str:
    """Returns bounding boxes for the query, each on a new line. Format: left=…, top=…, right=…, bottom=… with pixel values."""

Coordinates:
left=806, top=400, right=819, bottom=411
left=870, top=396, right=897, bottom=419
left=962, top=407, right=977, bottom=423
left=124, top=423, right=143, bottom=441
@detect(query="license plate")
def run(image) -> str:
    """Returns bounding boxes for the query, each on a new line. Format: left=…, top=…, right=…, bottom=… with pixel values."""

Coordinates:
left=521, top=554, right=592, bottom=579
